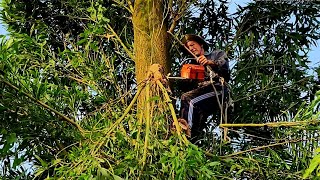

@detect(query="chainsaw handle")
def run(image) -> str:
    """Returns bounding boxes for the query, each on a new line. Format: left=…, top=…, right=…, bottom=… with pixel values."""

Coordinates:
left=180, top=58, right=196, bottom=66
left=181, top=58, right=212, bottom=71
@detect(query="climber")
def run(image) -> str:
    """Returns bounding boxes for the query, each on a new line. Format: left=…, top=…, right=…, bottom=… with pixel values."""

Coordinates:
left=177, top=34, right=230, bottom=142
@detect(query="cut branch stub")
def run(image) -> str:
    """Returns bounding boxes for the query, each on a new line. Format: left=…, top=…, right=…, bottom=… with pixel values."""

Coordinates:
left=148, top=64, right=166, bottom=82
left=147, top=64, right=171, bottom=94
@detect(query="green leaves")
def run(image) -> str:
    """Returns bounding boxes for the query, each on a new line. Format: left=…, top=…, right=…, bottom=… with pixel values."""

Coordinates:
left=34, top=155, right=48, bottom=168
left=303, top=148, right=320, bottom=179
left=231, top=2, right=320, bottom=124
left=1, top=133, right=17, bottom=154
left=7, top=133, right=16, bottom=144
left=0, top=0, right=319, bottom=179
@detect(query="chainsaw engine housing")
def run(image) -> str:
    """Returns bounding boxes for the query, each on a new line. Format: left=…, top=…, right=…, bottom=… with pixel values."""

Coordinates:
left=180, top=64, right=205, bottom=81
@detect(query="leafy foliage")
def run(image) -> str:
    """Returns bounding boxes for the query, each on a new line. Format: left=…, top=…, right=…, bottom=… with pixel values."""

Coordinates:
left=0, top=1, right=134, bottom=176
left=0, top=0, right=320, bottom=179
left=231, top=1, right=320, bottom=123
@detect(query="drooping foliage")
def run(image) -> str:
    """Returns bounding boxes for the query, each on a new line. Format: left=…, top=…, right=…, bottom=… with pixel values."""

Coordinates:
left=0, top=0, right=320, bottom=179
left=0, top=0, right=135, bottom=177
left=231, top=2, right=320, bottom=123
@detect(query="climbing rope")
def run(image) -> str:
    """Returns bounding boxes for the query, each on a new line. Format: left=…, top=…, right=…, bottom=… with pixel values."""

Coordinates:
left=206, top=65, right=231, bottom=142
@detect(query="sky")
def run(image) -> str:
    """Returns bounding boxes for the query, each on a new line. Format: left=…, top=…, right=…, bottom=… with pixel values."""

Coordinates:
left=0, top=22, right=6, bottom=35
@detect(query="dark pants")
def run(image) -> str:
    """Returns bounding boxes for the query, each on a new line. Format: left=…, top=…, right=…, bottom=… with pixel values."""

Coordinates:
left=180, top=83, right=228, bottom=140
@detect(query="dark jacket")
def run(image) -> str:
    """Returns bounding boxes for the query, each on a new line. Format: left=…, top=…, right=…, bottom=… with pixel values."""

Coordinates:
left=178, top=50, right=230, bottom=92
left=204, top=50, right=230, bottom=83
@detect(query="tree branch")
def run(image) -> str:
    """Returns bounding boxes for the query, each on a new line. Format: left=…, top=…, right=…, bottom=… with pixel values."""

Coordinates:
left=220, top=119, right=318, bottom=128
left=221, top=138, right=304, bottom=158
left=106, top=24, right=134, bottom=60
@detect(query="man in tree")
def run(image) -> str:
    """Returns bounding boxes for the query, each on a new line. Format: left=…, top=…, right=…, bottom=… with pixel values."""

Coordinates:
left=178, top=34, right=230, bottom=142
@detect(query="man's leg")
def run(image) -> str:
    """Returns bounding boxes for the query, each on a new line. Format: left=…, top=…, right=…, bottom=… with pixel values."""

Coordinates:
left=180, top=85, right=223, bottom=138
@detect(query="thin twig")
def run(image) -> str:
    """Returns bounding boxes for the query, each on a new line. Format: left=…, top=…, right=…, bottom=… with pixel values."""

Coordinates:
left=167, top=31, right=198, bottom=59
left=93, top=80, right=147, bottom=154
left=112, top=0, right=133, bottom=13
left=221, top=138, right=303, bottom=158
left=219, top=120, right=318, bottom=128
left=221, top=127, right=281, bottom=141
left=106, top=24, right=134, bottom=60
left=67, top=75, right=95, bottom=86
left=86, top=78, right=147, bottom=117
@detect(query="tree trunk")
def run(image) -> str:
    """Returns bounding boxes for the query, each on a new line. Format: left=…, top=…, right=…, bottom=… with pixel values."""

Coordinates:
left=132, top=0, right=170, bottom=108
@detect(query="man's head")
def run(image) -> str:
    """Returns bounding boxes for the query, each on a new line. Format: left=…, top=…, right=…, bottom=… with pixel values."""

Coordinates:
left=181, top=34, right=209, bottom=56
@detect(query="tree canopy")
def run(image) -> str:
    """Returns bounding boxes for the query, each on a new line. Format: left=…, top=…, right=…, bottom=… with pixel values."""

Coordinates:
left=1, top=0, right=320, bottom=179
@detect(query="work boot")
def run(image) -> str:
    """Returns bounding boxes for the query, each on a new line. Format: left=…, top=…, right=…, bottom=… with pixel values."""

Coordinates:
left=171, top=118, right=191, bottom=137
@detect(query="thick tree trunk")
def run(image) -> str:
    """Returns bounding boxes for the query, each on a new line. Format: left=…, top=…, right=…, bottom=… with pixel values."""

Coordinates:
left=132, top=0, right=170, bottom=107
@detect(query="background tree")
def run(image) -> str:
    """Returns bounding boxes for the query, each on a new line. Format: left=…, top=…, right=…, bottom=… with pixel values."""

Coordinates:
left=231, top=1, right=320, bottom=123
left=0, top=0, right=320, bottom=179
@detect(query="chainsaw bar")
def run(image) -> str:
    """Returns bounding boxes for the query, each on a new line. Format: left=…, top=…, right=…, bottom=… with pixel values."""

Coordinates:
left=167, top=77, right=189, bottom=80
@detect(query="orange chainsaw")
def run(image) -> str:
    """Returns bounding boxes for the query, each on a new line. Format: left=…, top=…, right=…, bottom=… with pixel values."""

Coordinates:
left=168, top=61, right=205, bottom=81
left=180, top=64, right=205, bottom=81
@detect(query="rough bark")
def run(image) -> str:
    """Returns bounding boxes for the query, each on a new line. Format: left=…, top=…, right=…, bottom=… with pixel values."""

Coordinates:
left=132, top=0, right=170, bottom=108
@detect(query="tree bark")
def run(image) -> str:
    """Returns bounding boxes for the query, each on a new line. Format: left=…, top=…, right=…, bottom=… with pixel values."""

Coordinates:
left=132, top=0, right=170, bottom=108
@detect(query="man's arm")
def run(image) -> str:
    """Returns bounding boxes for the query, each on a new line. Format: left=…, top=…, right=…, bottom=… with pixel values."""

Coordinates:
left=209, top=50, right=227, bottom=67
left=208, top=50, right=230, bottom=82
left=196, top=50, right=227, bottom=67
